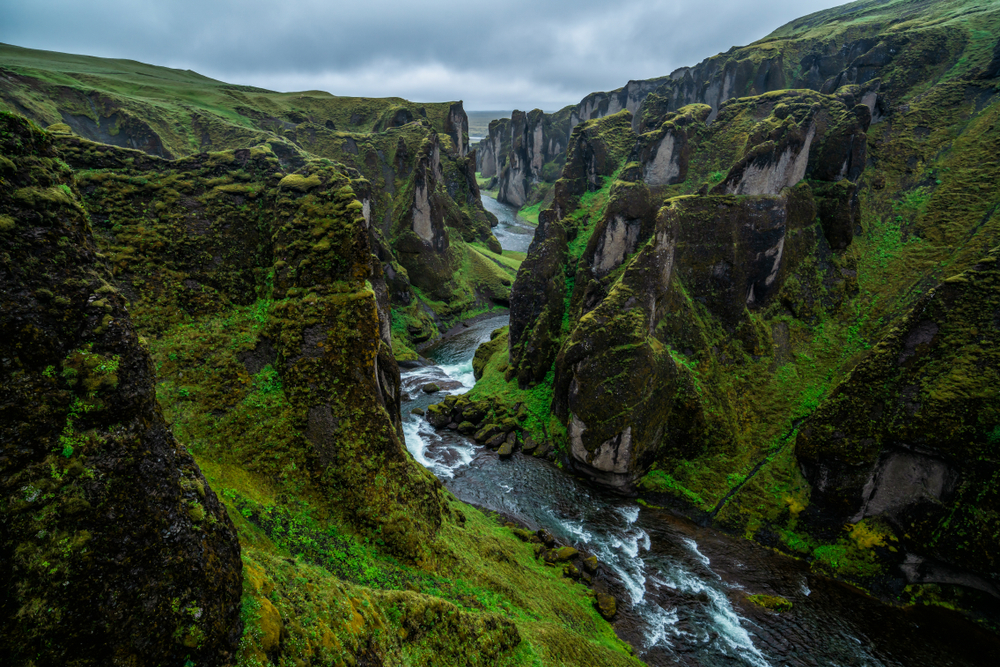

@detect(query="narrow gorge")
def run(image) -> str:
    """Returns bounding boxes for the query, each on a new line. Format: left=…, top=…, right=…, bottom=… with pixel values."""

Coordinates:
left=1, top=0, right=999, bottom=665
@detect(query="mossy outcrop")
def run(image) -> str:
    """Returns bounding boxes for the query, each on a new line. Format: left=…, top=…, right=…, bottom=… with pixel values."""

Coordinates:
left=495, top=0, right=1000, bottom=617
left=493, top=108, right=572, bottom=208
left=796, top=248, right=1000, bottom=597
left=0, top=112, right=243, bottom=666
left=54, top=133, right=447, bottom=558
left=0, top=111, right=640, bottom=665
left=0, top=45, right=513, bottom=358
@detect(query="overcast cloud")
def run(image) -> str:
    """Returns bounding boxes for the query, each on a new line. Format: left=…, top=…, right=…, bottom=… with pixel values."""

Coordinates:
left=2, top=0, right=846, bottom=110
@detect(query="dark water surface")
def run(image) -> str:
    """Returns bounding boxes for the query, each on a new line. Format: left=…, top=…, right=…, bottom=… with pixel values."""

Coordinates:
left=398, top=235, right=999, bottom=667
left=481, top=193, right=534, bottom=253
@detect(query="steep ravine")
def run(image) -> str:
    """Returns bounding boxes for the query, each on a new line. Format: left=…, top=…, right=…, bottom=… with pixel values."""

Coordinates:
left=401, top=199, right=1000, bottom=667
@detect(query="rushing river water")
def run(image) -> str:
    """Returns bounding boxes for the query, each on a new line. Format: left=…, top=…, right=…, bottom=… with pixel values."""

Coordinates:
left=398, top=195, right=999, bottom=667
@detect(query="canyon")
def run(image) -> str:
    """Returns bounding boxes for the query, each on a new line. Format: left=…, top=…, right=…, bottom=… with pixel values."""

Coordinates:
left=2, top=0, right=999, bottom=664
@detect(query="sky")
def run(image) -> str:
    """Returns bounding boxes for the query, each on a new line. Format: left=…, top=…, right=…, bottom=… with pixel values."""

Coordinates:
left=1, top=0, right=848, bottom=111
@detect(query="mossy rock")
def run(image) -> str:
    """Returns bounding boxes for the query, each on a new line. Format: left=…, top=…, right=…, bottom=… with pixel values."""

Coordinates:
left=546, top=546, right=579, bottom=562
left=746, top=594, right=793, bottom=612
left=474, top=423, right=501, bottom=443
left=595, top=592, right=617, bottom=620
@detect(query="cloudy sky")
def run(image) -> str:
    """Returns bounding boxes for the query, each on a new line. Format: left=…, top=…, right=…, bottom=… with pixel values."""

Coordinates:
left=2, top=0, right=847, bottom=111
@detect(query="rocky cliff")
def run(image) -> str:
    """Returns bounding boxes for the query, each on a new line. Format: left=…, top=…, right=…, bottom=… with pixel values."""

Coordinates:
left=475, top=0, right=978, bottom=211
left=0, top=112, right=243, bottom=666
left=0, top=45, right=511, bottom=360
left=0, top=70, right=642, bottom=665
left=469, top=0, right=1000, bottom=618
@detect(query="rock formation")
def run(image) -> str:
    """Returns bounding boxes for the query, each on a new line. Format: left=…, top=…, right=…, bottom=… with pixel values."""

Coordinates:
left=473, top=0, right=1000, bottom=614
left=0, top=112, right=243, bottom=666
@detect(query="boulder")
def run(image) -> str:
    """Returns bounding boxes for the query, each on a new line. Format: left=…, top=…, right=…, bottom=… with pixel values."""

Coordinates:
left=595, top=593, right=617, bottom=620
left=474, top=423, right=502, bottom=443
left=547, top=546, right=579, bottom=562
left=425, top=404, right=451, bottom=429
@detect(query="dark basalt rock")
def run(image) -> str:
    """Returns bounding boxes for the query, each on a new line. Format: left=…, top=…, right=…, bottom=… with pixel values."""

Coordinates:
left=796, top=248, right=1000, bottom=595
left=508, top=209, right=568, bottom=387
left=0, top=113, right=242, bottom=666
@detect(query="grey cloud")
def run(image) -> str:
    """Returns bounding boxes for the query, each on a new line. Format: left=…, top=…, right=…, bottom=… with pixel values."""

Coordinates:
left=1, top=0, right=845, bottom=110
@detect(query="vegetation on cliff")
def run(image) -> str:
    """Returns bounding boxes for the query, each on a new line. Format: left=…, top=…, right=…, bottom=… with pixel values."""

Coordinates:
left=474, top=0, right=1000, bottom=624
left=0, top=97, right=637, bottom=664
left=0, top=44, right=518, bottom=359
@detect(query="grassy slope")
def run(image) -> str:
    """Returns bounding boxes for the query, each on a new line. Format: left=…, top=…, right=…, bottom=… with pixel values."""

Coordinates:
left=23, top=124, right=632, bottom=665
left=0, top=43, right=463, bottom=153
left=148, top=299, right=638, bottom=667
left=0, top=43, right=523, bottom=359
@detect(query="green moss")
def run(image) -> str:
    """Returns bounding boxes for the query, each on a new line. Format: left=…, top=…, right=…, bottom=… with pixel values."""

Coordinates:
left=466, top=328, right=563, bottom=446
left=746, top=594, right=793, bottom=612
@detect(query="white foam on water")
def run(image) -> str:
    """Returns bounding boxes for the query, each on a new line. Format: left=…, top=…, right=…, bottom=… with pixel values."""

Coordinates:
left=403, top=417, right=435, bottom=470
left=640, top=601, right=680, bottom=649
left=438, top=360, right=476, bottom=389
left=617, top=505, right=640, bottom=525
left=682, top=537, right=712, bottom=569
left=560, top=520, right=594, bottom=544
left=402, top=416, right=475, bottom=479
left=612, top=533, right=641, bottom=559
left=801, top=578, right=811, bottom=596
left=661, top=564, right=771, bottom=667
left=611, top=560, right=648, bottom=605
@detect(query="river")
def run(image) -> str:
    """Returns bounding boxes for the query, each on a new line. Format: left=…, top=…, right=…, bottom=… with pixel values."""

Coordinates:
left=398, top=194, right=999, bottom=666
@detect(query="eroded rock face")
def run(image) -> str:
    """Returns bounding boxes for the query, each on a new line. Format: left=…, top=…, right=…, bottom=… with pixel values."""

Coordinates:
left=476, top=116, right=510, bottom=179
left=509, top=90, right=867, bottom=488
left=475, top=23, right=897, bottom=210
left=496, top=109, right=570, bottom=207
left=555, top=188, right=820, bottom=486
left=445, top=101, right=469, bottom=157
left=56, top=128, right=448, bottom=558
left=393, top=133, right=458, bottom=299
left=0, top=113, right=243, bottom=665
left=796, top=249, right=1000, bottom=593
left=509, top=210, right=568, bottom=387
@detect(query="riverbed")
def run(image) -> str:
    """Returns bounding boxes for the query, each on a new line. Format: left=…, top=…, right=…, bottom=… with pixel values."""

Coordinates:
left=481, top=192, right=535, bottom=253
left=397, top=196, right=999, bottom=667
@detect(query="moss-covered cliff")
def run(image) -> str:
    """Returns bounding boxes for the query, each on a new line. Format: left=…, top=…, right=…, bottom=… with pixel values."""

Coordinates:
left=0, top=44, right=516, bottom=360
left=467, top=0, right=1000, bottom=623
left=1, top=105, right=642, bottom=664
left=0, top=112, right=243, bottom=666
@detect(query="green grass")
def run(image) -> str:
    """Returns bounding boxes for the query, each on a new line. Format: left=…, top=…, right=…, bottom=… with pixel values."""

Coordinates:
left=0, top=42, right=466, bottom=161
left=517, top=201, right=542, bottom=225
